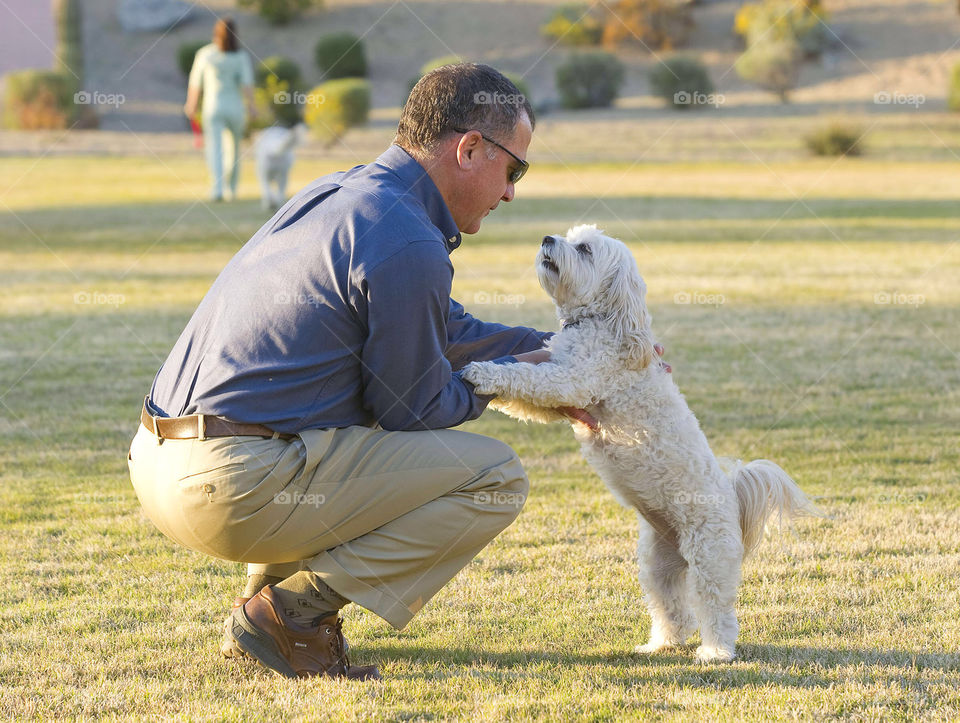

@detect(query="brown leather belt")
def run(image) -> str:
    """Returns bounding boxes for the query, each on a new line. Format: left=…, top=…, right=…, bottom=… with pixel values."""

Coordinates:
left=140, top=398, right=295, bottom=441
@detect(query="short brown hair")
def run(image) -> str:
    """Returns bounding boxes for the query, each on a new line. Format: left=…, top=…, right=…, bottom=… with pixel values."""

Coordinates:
left=395, top=63, right=535, bottom=155
left=213, top=17, right=239, bottom=53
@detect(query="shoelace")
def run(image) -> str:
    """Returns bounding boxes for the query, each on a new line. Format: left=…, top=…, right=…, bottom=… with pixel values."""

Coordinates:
left=331, top=617, right=351, bottom=672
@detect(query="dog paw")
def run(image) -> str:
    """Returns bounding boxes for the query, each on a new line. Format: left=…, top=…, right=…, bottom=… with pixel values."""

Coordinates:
left=461, top=363, right=496, bottom=395
left=634, top=640, right=674, bottom=655
left=694, top=645, right=736, bottom=664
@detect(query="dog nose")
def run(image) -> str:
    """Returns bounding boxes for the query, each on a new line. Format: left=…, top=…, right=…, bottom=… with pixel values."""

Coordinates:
left=542, top=236, right=555, bottom=246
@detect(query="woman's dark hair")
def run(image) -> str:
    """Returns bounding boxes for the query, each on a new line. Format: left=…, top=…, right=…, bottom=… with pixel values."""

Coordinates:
left=396, top=63, right=535, bottom=154
left=213, top=17, right=239, bottom=53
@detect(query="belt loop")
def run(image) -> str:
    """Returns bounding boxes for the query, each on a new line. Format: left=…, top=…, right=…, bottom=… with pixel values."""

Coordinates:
left=271, top=430, right=280, bottom=440
left=152, top=414, right=164, bottom=445
left=198, top=414, right=206, bottom=441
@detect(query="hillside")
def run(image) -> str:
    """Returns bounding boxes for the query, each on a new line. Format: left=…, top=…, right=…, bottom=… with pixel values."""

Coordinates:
left=78, top=0, right=960, bottom=131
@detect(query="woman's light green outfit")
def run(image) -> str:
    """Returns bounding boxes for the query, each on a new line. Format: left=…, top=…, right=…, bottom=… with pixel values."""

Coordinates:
left=188, top=45, right=254, bottom=200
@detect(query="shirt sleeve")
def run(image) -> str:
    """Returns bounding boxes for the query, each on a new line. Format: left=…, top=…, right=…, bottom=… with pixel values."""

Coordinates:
left=188, top=46, right=207, bottom=91
left=239, top=51, right=254, bottom=88
left=358, top=241, right=490, bottom=431
left=445, top=298, right=552, bottom=371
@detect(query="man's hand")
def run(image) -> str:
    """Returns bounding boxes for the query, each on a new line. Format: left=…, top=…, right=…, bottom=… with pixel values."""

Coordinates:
left=655, top=344, right=671, bottom=373
left=557, top=406, right=599, bottom=430
left=512, top=348, right=551, bottom=365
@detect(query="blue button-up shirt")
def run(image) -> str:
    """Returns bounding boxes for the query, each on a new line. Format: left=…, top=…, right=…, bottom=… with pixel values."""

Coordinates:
left=148, top=145, right=549, bottom=432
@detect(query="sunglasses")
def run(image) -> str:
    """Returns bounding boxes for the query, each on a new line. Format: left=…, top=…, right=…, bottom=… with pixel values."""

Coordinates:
left=451, top=127, right=529, bottom=184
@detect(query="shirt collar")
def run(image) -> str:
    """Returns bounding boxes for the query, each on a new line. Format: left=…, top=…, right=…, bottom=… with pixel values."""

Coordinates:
left=375, top=144, right=462, bottom=252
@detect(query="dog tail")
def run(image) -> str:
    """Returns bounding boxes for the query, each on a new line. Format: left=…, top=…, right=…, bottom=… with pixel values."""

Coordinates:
left=733, top=459, right=820, bottom=558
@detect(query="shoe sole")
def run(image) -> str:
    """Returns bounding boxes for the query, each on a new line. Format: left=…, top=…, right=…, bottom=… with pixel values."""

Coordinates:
left=221, top=615, right=249, bottom=660
left=229, top=608, right=298, bottom=678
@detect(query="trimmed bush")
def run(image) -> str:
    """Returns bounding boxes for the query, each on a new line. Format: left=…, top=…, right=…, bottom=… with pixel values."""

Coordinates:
left=555, top=51, right=624, bottom=109
left=805, top=121, right=864, bottom=156
left=304, top=78, right=370, bottom=144
left=405, top=60, right=531, bottom=107
left=948, top=62, right=960, bottom=112
left=2, top=69, right=78, bottom=129
left=237, top=0, right=322, bottom=25
left=314, top=32, right=367, bottom=80
left=541, top=3, right=603, bottom=46
left=503, top=72, right=531, bottom=106
left=255, top=55, right=303, bottom=89
left=407, top=55, right=465, bottom=97
left=177, top=40, right=208, bottom=79
left=735, top=38, right=802, bottom=102
left=419, top=55, right=464, bottom=76
left=649, top=55, right=715, bottom=109
left=251, top=75, right=303, bottom=130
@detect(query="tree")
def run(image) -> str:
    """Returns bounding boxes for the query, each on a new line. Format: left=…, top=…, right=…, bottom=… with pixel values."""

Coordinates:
left=735, top=37, right=802, bottom=103
left=601, top=0, right=692, bottom=51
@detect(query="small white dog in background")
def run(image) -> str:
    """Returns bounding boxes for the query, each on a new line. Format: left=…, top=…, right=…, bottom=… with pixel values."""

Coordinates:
left=255, top=123, right=308, bottom=211
left=462, top=224, right=818, bottom=663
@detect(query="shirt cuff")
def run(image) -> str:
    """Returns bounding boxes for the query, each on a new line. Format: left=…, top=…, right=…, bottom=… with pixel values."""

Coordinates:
left=454, top=356, right=515, bottom=404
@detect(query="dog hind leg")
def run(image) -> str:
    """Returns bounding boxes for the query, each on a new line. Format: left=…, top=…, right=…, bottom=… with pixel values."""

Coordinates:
left=634, top=514, right=697, bottom=654
left=680, top=520, right=742, bottom=663
left=274, top=162, right=290, bottom=208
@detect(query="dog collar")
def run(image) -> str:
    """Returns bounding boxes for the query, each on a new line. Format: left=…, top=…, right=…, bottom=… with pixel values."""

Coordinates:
left=562, top=314, right=598, bottom=330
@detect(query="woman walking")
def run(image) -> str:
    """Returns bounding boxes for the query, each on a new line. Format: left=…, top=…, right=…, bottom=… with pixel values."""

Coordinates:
left=184, top=18, right=256, bottom=201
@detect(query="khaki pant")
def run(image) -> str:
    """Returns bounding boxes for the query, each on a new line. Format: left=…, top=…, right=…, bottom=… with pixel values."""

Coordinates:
left=127, top=423, right=528, bottom=629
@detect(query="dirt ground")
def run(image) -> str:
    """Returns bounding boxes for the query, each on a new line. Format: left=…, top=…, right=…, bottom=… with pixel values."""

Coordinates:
left=72, top=0, right=960, bottom=132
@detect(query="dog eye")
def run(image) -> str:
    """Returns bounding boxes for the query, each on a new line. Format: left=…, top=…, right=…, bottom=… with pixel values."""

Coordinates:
left=576, top=243, right=592, bottom=256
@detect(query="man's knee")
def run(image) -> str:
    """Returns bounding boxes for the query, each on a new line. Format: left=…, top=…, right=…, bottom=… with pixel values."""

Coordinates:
left=468, top=439, right=529, bottom=519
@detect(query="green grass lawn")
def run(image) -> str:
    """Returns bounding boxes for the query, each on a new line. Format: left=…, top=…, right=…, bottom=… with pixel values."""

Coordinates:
left=1, top=153, right=958, bottom=720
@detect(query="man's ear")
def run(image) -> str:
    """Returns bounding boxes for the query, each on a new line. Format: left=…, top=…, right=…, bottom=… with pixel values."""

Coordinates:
left=455, top=130, right=484, bottom=172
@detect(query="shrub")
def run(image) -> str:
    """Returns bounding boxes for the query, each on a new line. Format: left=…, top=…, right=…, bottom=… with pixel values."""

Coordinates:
left=555, top=51, right=625, bottom=109
left=407, top=55, right=465, bottom=96
left=541, top=3, right=603, bottom=46
left=734, top=0, right=828, bottom=58
left=503, top=73, right=531, bottom=106
left=648, top=55, right=715, bottom=109
left=252, top=75, right=303, bottom=130
left=237, top=0, right=322, bottom=26
left=735, top=37, right=802, bottom=102
left=2, top=69, right=78, bottom=129
left=420, top=55, right=464, bottom=76
left=405, top=60, right=531, bottom=108
left=948, top=62, right=960, bottom=112
left=314, top=32, right=367, bottom=80
left=255, top=55, right=303, bottom=89
left=177, top=39, right=208, bottom=79
left=805, top=121, right=864, bottom=156
left=304, top=77, right=370, bottom=144
left=601, top=0, right=693, bottom=51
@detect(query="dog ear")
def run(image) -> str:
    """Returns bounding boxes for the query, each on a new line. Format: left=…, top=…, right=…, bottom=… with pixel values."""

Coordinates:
left=605, top=263, right=655, bottom=370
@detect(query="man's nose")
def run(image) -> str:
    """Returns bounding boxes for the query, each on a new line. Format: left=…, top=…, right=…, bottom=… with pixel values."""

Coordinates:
left=502, top=183, right=515, bottom=203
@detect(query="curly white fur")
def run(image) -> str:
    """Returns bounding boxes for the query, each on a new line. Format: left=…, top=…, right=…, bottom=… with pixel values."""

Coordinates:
left=462, top=225, right=818, bottom=663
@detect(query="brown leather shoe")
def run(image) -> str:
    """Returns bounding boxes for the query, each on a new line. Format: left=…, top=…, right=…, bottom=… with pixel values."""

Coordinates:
left=228, top=586, right=380, bottom=680
left=221, top=594, right=353, bottom=662
left=220, top=597, right=250, bottom=659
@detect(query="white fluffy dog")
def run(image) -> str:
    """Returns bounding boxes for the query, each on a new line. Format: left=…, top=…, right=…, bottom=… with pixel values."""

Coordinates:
left=255, top=123, right=308, bottom=211
left=462, top=224, right=817, bottom=663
